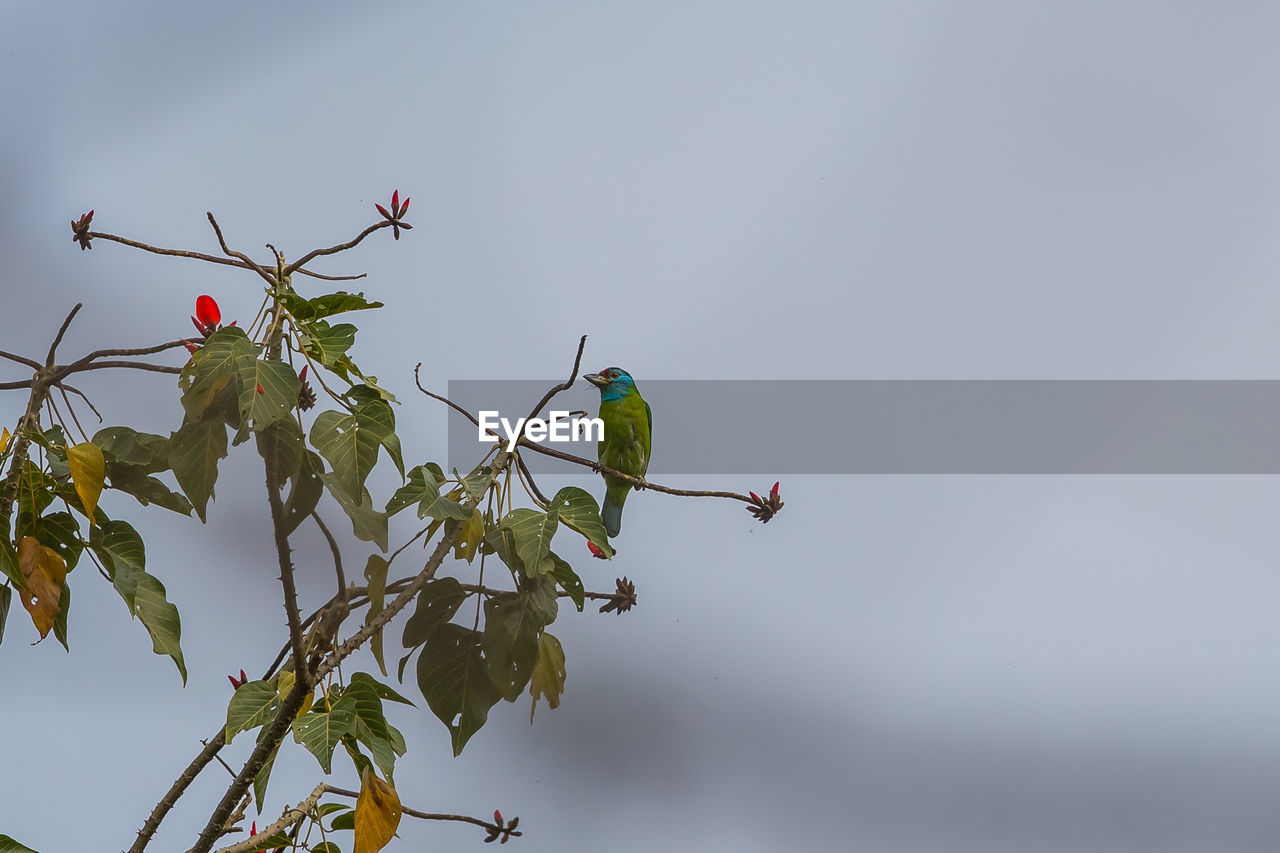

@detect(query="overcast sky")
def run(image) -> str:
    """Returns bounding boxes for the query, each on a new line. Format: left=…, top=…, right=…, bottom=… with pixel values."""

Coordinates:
left=5, top=2, right=1280, bottom=851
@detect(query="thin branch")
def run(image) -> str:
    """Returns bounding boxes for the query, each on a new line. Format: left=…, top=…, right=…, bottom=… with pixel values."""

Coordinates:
left=86, top=230, right=260, bottom=271
left=523, top=334, right=588, bottom=422
left=311, top=512, right=346, bottom=596
left=128, top=732, right=227, bottom=853
left=414, top=364, right=481, bottom=427
left=262, top=431, right=309, bottom=683
left=0, top=349, right=41, bottom=370
left=210, top=782, right=326, bottom=853
left=61, top=383, right=103, bottom=423
left=206, top=213, right=276, bottom=285
left=45, top=303, right=83, bottom=366
left=58, top=386, right=91, bottom=439
left=516, top=453, right=550, bottom=506
left=54, top=360, right=182, bottom=376
left=312, top=451, right=510, bottom=684
left=48, top=339, right=189, bottom=383
left=322, top=785, right=521, bottom=836
left=294, top=267, right=367, bottom=282
left=283, top=221, right=392, bottom=275
left=517, top=439, right=754, bottom=501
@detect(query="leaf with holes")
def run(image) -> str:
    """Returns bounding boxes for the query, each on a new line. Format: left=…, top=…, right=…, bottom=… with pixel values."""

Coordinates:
left=499, top=508, right=559, bottom=577
left=90, top=520, right=187, bottom=682
left=292, top=693, right=357, bottom=773
left=17, top=536, right=65, bottom=639
left=401, top=577, right=467, bottom=649
left=550, top=486, right=612, bottom=558
left=354, top=766, right=402, bottom=853
left=311, top=403, right=392, bottom=503
left=547, top=551, right=585, bottom=612
left=319, top=473, right=388, bottom=551
left=483, top=577, right=558, bottom=702
left=239, top=357, right=301, bottom=432
left=93, top=426, right=171, bottom=473
left=530, top=630, right=567, bottom=722
left=169, top=418, right=228, bottom=522
left=225, top=680, right=280, bottom=742
left=417, top=624, right=501, bottom=755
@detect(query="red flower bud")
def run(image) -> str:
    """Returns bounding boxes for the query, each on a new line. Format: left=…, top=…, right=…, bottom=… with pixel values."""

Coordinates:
left=587, top=541, right=607, bottom=559
left=195, top=295, right=221, bottom=327
left=399, top=196, right=410, bottom=214
left=228, top=320, right=237, bottom=327
left=749, top=492, right=761, bottom=504
left=228, top=668, right=248, bottom=690
left=298, top=364, right=308, bottom=381
left=392, top=189, right=400, bottom=210
left=375, top=203, right=390, bottom=218
left=191, top=316, right=208, bottom=335
left=494, top=809, right=503, bottom=825
left=250, top=821, right=256, bottom=836
left=771, top=481, right=779, bottom=498
left=183, top=340, right=200, bottom=354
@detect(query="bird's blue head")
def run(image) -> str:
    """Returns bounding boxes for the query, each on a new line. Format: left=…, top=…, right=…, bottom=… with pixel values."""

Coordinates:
left=584, top=367, right=637, bottom=402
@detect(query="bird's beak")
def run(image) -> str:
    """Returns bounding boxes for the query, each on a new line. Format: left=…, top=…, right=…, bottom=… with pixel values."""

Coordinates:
left=584, top=373, right=608, bottom=387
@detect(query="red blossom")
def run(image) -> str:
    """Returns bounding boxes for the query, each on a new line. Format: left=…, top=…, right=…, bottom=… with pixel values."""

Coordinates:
left=250, top=821, right=256, bottom=836
left=392, top=189, right=400, bottom=210
left=587, top=541, right=608, bottom=559
left=299, top=364, right=308, bottom=382
left=375, top=203, right=390, bottom=218
left=770, top=481, right=780, bottom=498
left=494, top=810, right=503, bottom=825
left=375, top=189, right=414, bottom=240
left=228, top=668, right=248, bottom=690
left=195, top=295, right=221, bottom=327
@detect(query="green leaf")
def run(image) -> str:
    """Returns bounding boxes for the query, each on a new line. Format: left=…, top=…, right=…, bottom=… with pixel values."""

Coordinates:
left=298, top=320, right=357, bottom=367
left=310, top=401, right=394, bottom=503
left=455, top=509, right=484, bottom=563
left=292, top=693, right=358, bottom=773
left=416, top=624, right=501, bottom=756
left=363, top=555, right=389, bottom=676
left=0, top=585, right=11, bottom=648
left=350, top=671, right=414, bottom=706
left=239, top=357, right=302, bottom=432
left=0, top=835, right=39, bottom=852
left=310, top=842, right=342, bottom=853
left=344, top=678, right=397, bottom=781
left=32, top=511, right=83, bottom=571
left=90, top=520, right=187, bottom=683
left=169, top=418, right=228, bottom=522
left=318, top=473, right=388, bottom=551
left=179, top=326, right=255, bottom=426
left=330, top=810, right=356, bottom=831
left=226, top=680, right=281, bottom=742
left=52, top=581, right=70, bottom=651
left=0, top=537, right=25, bottom=593
left=401, top=577, right=467, bottom=648
left=551, top=486, right=613, bottom=558
left=530, top=630, right=567, bottom=722
left=93, top=426, right=171, bottom=473
left=547, top=551, right=585, bottom=612
left=282, top=450, right=325, bottom=536
left=282, top=289, right=383, bottom=321
left=458, top=465, right=494, bottom=503
left=385, top=465, right=434, bottom=516
left=345, top=386, right=404, bottom=478
left=483, top=577, right=559, bottom=702
left=499, top=508, right=559, bottom=577
left=254, top=726, right=282, bottom=813
left=105, top=464, right=193, bottom=515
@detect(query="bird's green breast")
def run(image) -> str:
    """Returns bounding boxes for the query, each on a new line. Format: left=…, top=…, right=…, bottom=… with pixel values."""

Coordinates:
left=598, top=392, right=651, bottom=486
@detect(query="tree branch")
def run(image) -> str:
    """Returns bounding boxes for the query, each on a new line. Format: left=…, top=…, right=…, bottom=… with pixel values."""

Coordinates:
left=205, top=213, right=276, bottom=285
left=322, top=785, right=522, bottom=838
left=283, top=221, right=392, bottom=275
left=209, top=782, right=326, bottom=853
left=44, top=303, right=83, bottom=366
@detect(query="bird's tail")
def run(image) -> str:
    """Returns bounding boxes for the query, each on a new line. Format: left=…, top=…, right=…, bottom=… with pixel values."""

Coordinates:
left=602, top=485, right=627, bottom=538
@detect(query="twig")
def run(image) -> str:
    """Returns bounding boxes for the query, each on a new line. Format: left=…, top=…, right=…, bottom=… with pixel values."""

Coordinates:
left=311, top=512, right=346, bottom=596
left=128, top=732, right=227, bottom=853
left=283, top=221, right=392, bottom=275
left=86, top=230, right=260, bottom=271
left=0, top=349, right=42, bottom=370
left=294, top=267, right=367, bottom=282
left=522, top=334, right=587, bottom=422
left=322, top=785, right=522, bottom=837
left=45, top=303, right=83, bottom=366
left=206, top=213, right=275, bottom=285
left=209, top=782, right=326, bottom=853
left=48, top=339, right=189, bottom=383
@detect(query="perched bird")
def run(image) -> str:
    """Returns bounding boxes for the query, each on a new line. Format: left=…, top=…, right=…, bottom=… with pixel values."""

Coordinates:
left=584, top=367, right=651, bottom=537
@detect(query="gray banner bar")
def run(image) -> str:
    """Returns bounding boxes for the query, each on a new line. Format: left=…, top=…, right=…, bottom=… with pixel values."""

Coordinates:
left=446, top=380, right=1280, bottom=474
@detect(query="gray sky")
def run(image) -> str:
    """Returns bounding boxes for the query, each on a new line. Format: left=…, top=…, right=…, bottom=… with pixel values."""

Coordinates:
left=5, top=2, right=1280, bottom=851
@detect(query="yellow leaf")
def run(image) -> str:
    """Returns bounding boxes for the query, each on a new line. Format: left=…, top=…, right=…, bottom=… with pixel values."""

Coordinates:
left=276, top=670, right=316, bottom=717
left=17, top=536, right=67, bottom=638
left=454, top=508, right=484, bottom=563
left=67, top=442, right=106, bottom=522
left=354, top=766, right=402, bottom=853
left=0, top=427, right=10, bottom=454
left=529, top=631, right=566, bottom=723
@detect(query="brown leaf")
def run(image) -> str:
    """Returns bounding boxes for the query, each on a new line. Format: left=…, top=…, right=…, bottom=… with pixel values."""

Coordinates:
left=354, top=766, right=402, bottom=853
left=17, top=536, right=67, bottom=638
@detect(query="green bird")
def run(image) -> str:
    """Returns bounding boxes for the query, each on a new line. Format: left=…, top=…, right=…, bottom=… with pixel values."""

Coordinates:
left=584, top=367, right=651, bottom=538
